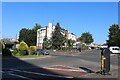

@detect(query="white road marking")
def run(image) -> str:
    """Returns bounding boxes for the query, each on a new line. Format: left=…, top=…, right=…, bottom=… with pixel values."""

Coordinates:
left=43, top=67, right=86, bottom=72
left=19, top=55, right=51, bottom=60
left=10, top=69, right=73, bottom=79
left=43, top=65, right=86, bottom=72
left=9, top=73, right=33, bottom=80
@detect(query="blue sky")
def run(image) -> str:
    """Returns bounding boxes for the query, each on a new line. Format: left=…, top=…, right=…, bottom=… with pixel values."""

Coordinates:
left=2, top=2, right=118, bottom=44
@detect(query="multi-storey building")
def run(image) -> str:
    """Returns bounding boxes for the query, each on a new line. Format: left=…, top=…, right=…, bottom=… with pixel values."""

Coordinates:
left=36, top=23, right=76, bottom=49
left=67, top=33, right=76, bottom=41
left=36, top=23, right=55, bottom=48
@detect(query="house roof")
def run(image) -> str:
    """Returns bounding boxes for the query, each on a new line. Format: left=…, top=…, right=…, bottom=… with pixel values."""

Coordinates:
left=9, top=40, right=19, bottom=42
left=76, top=38, right=80, bottom=42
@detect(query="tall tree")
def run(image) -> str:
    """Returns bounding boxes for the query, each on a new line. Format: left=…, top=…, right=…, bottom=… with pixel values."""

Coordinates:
left=32, top=24, right=41, bottom=46
left=18, top=28, right=30, bottom=45
left=18, top=24, right=41, bottom=46
left=107, top=24, right=120, bottom=47
left=67, top=39, right=76, bottom=48
left=79, top=32, right=94, bottom=44
left=43, top=36, right=50, bottom=49
left=32, top=24, right=41, bottom=31
left=51, top=22, right=64, bottom=49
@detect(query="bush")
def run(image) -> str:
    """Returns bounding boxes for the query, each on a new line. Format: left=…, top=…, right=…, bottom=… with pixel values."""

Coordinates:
left=2, top=43, right=5, bottom=49
left=82, top=45, right=89, bottom=50
left=18, top=41, right=28, bottom=55
left=2, top=48, right=12, bottom=56
left=19, top=50, right=28, bottom=56
left=30, top=46, right=36, bottom=55
left=12, top=48, right=19, bottom=56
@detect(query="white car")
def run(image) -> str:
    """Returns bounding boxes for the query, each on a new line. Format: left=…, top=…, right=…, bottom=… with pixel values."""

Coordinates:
left=109, top=46, right=120, bottom=54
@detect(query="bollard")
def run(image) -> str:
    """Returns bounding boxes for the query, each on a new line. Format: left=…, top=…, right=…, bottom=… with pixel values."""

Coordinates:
left=100, top=48, right=110, bottom=75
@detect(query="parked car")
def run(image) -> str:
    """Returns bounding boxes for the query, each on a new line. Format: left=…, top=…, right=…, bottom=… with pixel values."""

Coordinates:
left=36, top=49, right=49, bottom=55
left=99, top=47, right=107, bottom=50
left=109, top=46, right=120, bottom=54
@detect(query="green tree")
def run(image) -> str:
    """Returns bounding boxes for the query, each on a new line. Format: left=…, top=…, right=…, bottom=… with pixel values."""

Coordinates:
left=107, top=24, right=120, bottom=47
left=71, top=40, right=76, bottom=46
left=18, top=24, right=41, bottom=46
left=18, top=41, right=28, bottom=55
left=32, top=24, right=41, bottom=31
left=18, top=28, right=30, bottom=45
left=67, top=39, right=72, bottom=47
left=67, top=39, right=76, bottom=48
left=79, top=32, right=94, bottom=44
left=51, top=22, right=64, bottom=49
left=43, top=37, right=50, bottom=49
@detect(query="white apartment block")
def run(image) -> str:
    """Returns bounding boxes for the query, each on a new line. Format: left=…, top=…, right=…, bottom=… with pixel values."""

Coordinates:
left=36, top=23, right=76, bottom=48
left=67, top=33, right=76, bottom=41
left=37, top=23, right=55, bottom=48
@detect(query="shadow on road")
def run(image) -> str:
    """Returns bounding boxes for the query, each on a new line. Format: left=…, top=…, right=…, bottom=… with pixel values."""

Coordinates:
left=2, top=55, right=74, bottom=80
left=79, top=67, right=95, bottom=73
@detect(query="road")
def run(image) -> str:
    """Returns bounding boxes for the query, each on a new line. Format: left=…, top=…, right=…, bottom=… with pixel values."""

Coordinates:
left=2, top=50, right=119, bottom=80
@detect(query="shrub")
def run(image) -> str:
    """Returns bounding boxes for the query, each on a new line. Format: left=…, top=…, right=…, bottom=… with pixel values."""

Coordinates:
left=2, top=48, right=12, bottom=56
left=82, top=45, right=89, bottom=50
left=12, top=48, right=19, bottom=56
left=2, top=43, right=5, bottom=49
left=30, top=46, right=36, bottom=55
left=18, top=41, right=28, bottom=55
left=19, top=50, right=28, bottom=56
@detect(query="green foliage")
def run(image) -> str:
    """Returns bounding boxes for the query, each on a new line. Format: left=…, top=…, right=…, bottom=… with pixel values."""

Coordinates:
left=2, top=43, right=5, bottom=49
left=1, top=42, right=5, bottom=49
left=107, top=24, right=120, bottom=47
left=18, top=28, right=36, bottom=46
left=0, top=41, right=5, bottom=49
left=81, top=44, right=89, bottom=50
left=51, top=22, right=65, bottom=50
left=12, top=48, right=19, bottom=56
left=30, top=46, right=36, bottom=55
left=2, top=48, right=12, bottom=56
left=43, top=37, right=51, bottom=49
left=79, top=32, right=94, bottom=44
left=43, top=41, right=49, bottom=49
left=18, top=24, right=41, bottom=46
left=67, top=39, right=72, bottom=47
left=2, top=40, right=9, bottom=43
left=32, top=24, right=41, bottom=31
left=18, top=41, right=28, bottom=55
left=103, top=43, right=107, bottom=45
left=67, top=39, right=76, bottom=48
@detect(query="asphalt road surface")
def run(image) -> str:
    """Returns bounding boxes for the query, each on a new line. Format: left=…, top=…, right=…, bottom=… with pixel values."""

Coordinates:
left=2, top=50, right=119, bottom=80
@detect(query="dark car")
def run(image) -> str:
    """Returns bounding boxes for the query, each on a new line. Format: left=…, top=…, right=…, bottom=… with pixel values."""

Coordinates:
left=36, top=49, right=49, bottom=55
left=100, top=47, right=108, bottom=50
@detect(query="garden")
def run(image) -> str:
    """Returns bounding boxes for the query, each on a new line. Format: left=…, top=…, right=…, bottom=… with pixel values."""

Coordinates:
left=1, top=41, right=43, bottom=58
